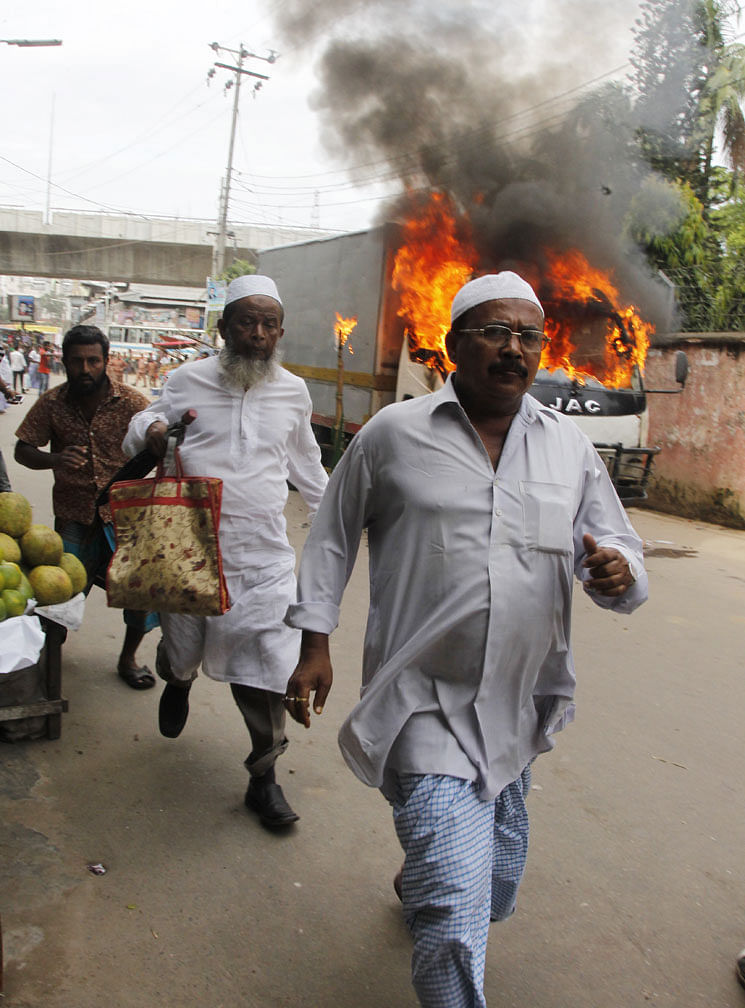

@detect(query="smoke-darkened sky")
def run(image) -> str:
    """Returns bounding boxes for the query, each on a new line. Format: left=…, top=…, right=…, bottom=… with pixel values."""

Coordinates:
left=0, top=0, right=706, bottom=319
left=268, top=0, right=702, bottom=322
left=1, top=0, right=642, bottom=231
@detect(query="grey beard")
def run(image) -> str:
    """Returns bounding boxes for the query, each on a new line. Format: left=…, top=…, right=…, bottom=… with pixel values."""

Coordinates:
left=218, top=344, right=283, bottom=391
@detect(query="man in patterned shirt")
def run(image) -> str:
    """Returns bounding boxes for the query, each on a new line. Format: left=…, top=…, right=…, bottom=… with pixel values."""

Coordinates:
left=14, top=324, right=157, bottom=689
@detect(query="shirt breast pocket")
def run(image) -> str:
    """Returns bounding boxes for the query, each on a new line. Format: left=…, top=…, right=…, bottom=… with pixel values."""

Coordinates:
left=520, top=481, right=574, bottom=554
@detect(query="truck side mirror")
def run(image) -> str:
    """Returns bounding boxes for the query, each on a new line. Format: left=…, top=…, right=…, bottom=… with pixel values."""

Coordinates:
left=675, top=350, right=688, bottom=388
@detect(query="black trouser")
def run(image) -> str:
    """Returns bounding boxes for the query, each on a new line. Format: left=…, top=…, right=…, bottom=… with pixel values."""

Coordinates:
left=155, top=636, right=288, bottom=778
left=230, top=683, right=289, bottom=778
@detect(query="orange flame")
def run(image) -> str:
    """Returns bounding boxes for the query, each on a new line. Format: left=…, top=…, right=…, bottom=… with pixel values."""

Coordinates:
left=335, top=313, right=357, bottom=354
left=540, top=249, right=652, bottom=387
left=392, top=196, right=653, bottom=388
left=392, top=192, right=476, bottom=361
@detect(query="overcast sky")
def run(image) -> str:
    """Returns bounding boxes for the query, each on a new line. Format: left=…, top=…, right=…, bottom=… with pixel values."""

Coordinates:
left=1, top=0, right=642, bottom=236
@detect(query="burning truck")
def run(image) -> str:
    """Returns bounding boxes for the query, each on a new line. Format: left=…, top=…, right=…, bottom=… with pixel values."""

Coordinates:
left=258, top=204, right=686, bottom=502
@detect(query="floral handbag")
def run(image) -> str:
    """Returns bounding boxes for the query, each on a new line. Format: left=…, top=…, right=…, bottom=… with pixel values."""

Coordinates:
left=106, top=447, right=230, bottom=616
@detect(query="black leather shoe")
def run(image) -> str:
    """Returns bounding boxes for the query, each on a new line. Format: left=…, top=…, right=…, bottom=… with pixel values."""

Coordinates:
left=245, top=768, right=299, bottom=829
left=158, top=682, right=191, bottom=738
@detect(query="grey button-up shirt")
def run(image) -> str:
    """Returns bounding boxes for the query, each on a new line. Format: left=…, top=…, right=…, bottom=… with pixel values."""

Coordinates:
left=286, top=376, right=647, bottom=800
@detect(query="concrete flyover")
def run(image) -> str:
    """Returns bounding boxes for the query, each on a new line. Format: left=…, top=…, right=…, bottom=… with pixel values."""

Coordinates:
left=0, top=208, right=333, bottom=286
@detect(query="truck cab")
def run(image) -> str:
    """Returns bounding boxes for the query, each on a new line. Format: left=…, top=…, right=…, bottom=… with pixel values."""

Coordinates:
left=529, top=365, right=656, bottom=502
left=259, top=226, right=685, bottom=498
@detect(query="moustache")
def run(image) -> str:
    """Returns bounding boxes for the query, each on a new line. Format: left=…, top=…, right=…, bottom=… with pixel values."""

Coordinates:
left=488, top=362, right=529, bottom=379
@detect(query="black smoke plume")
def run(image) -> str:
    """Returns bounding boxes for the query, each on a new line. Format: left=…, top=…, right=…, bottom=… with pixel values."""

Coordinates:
left=271, top=0, right=700, bottom=328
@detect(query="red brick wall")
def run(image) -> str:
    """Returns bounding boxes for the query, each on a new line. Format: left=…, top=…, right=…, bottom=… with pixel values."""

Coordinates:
left=643, top=335, right=745, bottom=528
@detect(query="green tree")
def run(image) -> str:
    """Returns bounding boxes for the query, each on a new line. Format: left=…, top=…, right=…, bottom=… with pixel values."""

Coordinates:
left=629, top=0, right=745, bottom=328
left=219, top=258, right=256, bottom=284
left=693, top=1, right=745, bottom=202
left=630, top=0, right=704, bottom=188
left=709, top=169, right=745, bottom=326
left=626, top=176, right=718, bottom=328
left=630, top=0, right=745, bottom=210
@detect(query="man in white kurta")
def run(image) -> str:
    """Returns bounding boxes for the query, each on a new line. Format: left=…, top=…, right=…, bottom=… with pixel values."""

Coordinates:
left=123, top=275, right=327, bottom=829
left=0, top=346, right=14, bottom=491
left=9, top=346, right=26, bottom=393
left=284, top=272, right=648, bottom=1007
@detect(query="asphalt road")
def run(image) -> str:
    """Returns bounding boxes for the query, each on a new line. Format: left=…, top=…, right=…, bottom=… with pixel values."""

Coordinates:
left=1, top=383, right=744, bottom=1007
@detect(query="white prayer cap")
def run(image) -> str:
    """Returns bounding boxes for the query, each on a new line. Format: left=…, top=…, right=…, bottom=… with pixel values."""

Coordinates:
left=450, top=271, right=543, bottom=324
left=225, top=274, right=282, bottom=308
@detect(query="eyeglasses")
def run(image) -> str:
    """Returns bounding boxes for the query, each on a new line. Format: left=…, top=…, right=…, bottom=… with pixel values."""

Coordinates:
left=457, top=324, right=550, bottom=353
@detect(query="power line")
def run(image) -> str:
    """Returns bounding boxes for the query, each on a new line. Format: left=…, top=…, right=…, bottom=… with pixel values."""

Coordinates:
left=83, top=112, right=229, bottom=194
left=0, top=153, right=165, bottom=222
left=3, top=37, right=632, bottom=226
left=54, top=83, right=215, bottom=183
left=236, top=60, right=632, bottom=194
left=208, top=40, right=278, bottom=274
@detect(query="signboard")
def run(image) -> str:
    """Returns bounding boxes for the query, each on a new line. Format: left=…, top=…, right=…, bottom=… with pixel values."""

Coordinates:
left=185, top=307, right=202, bottom=328
left=8, top=294, right=35, bottom=322
left=206, top=278, right=226, bottom=311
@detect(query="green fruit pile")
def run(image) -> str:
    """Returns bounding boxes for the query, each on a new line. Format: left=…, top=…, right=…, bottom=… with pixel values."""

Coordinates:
left=0, top=492, right=88, bottom=620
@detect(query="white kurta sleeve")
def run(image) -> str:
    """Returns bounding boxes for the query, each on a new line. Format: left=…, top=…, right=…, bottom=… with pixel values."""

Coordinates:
left=285, top=433, right=372, bottom=634
left=121, top=375, right=185, bottom=457
left=286, top=389, right=328, bottom=518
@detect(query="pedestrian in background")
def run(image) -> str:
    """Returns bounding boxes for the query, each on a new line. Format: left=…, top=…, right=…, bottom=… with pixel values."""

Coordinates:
left=147, top=354, right=160, bottom=390
left=107, top=352, right=126, bottom=384
left=27, top=344, right=40, bottom=391
left=37, top=341, right=52, bottom=395
left=14, top=324, right=157, bottom=690
left=0, top=345, right=15, bottom=491
left=135, top=355, right=147, bottom=387
left=9, top=345, right=26, bottom=393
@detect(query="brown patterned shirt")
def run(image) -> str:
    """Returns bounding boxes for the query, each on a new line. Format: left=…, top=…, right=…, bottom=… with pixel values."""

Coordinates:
left=16, top=379, right=150, bottom=525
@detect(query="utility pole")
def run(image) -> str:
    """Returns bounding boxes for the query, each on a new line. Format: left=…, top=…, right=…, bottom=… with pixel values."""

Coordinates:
left=1, top=37, right=62, bottom=225
left=45, top=93, right=55, bottom=225
left=208, top=42, right=277, bottom=277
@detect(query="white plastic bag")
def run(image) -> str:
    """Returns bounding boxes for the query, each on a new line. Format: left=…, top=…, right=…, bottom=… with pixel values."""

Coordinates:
left=33, top=592, right=86, bottom=631
left=0, top=614, right=46, bottom=675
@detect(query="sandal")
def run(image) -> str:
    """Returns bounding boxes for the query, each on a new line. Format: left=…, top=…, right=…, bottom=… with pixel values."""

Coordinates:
left=118, top=664, right=156, bottom=690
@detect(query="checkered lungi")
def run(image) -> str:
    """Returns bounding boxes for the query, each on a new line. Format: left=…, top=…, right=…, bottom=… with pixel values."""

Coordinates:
left=391, top=765, right=531, bottom=1008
